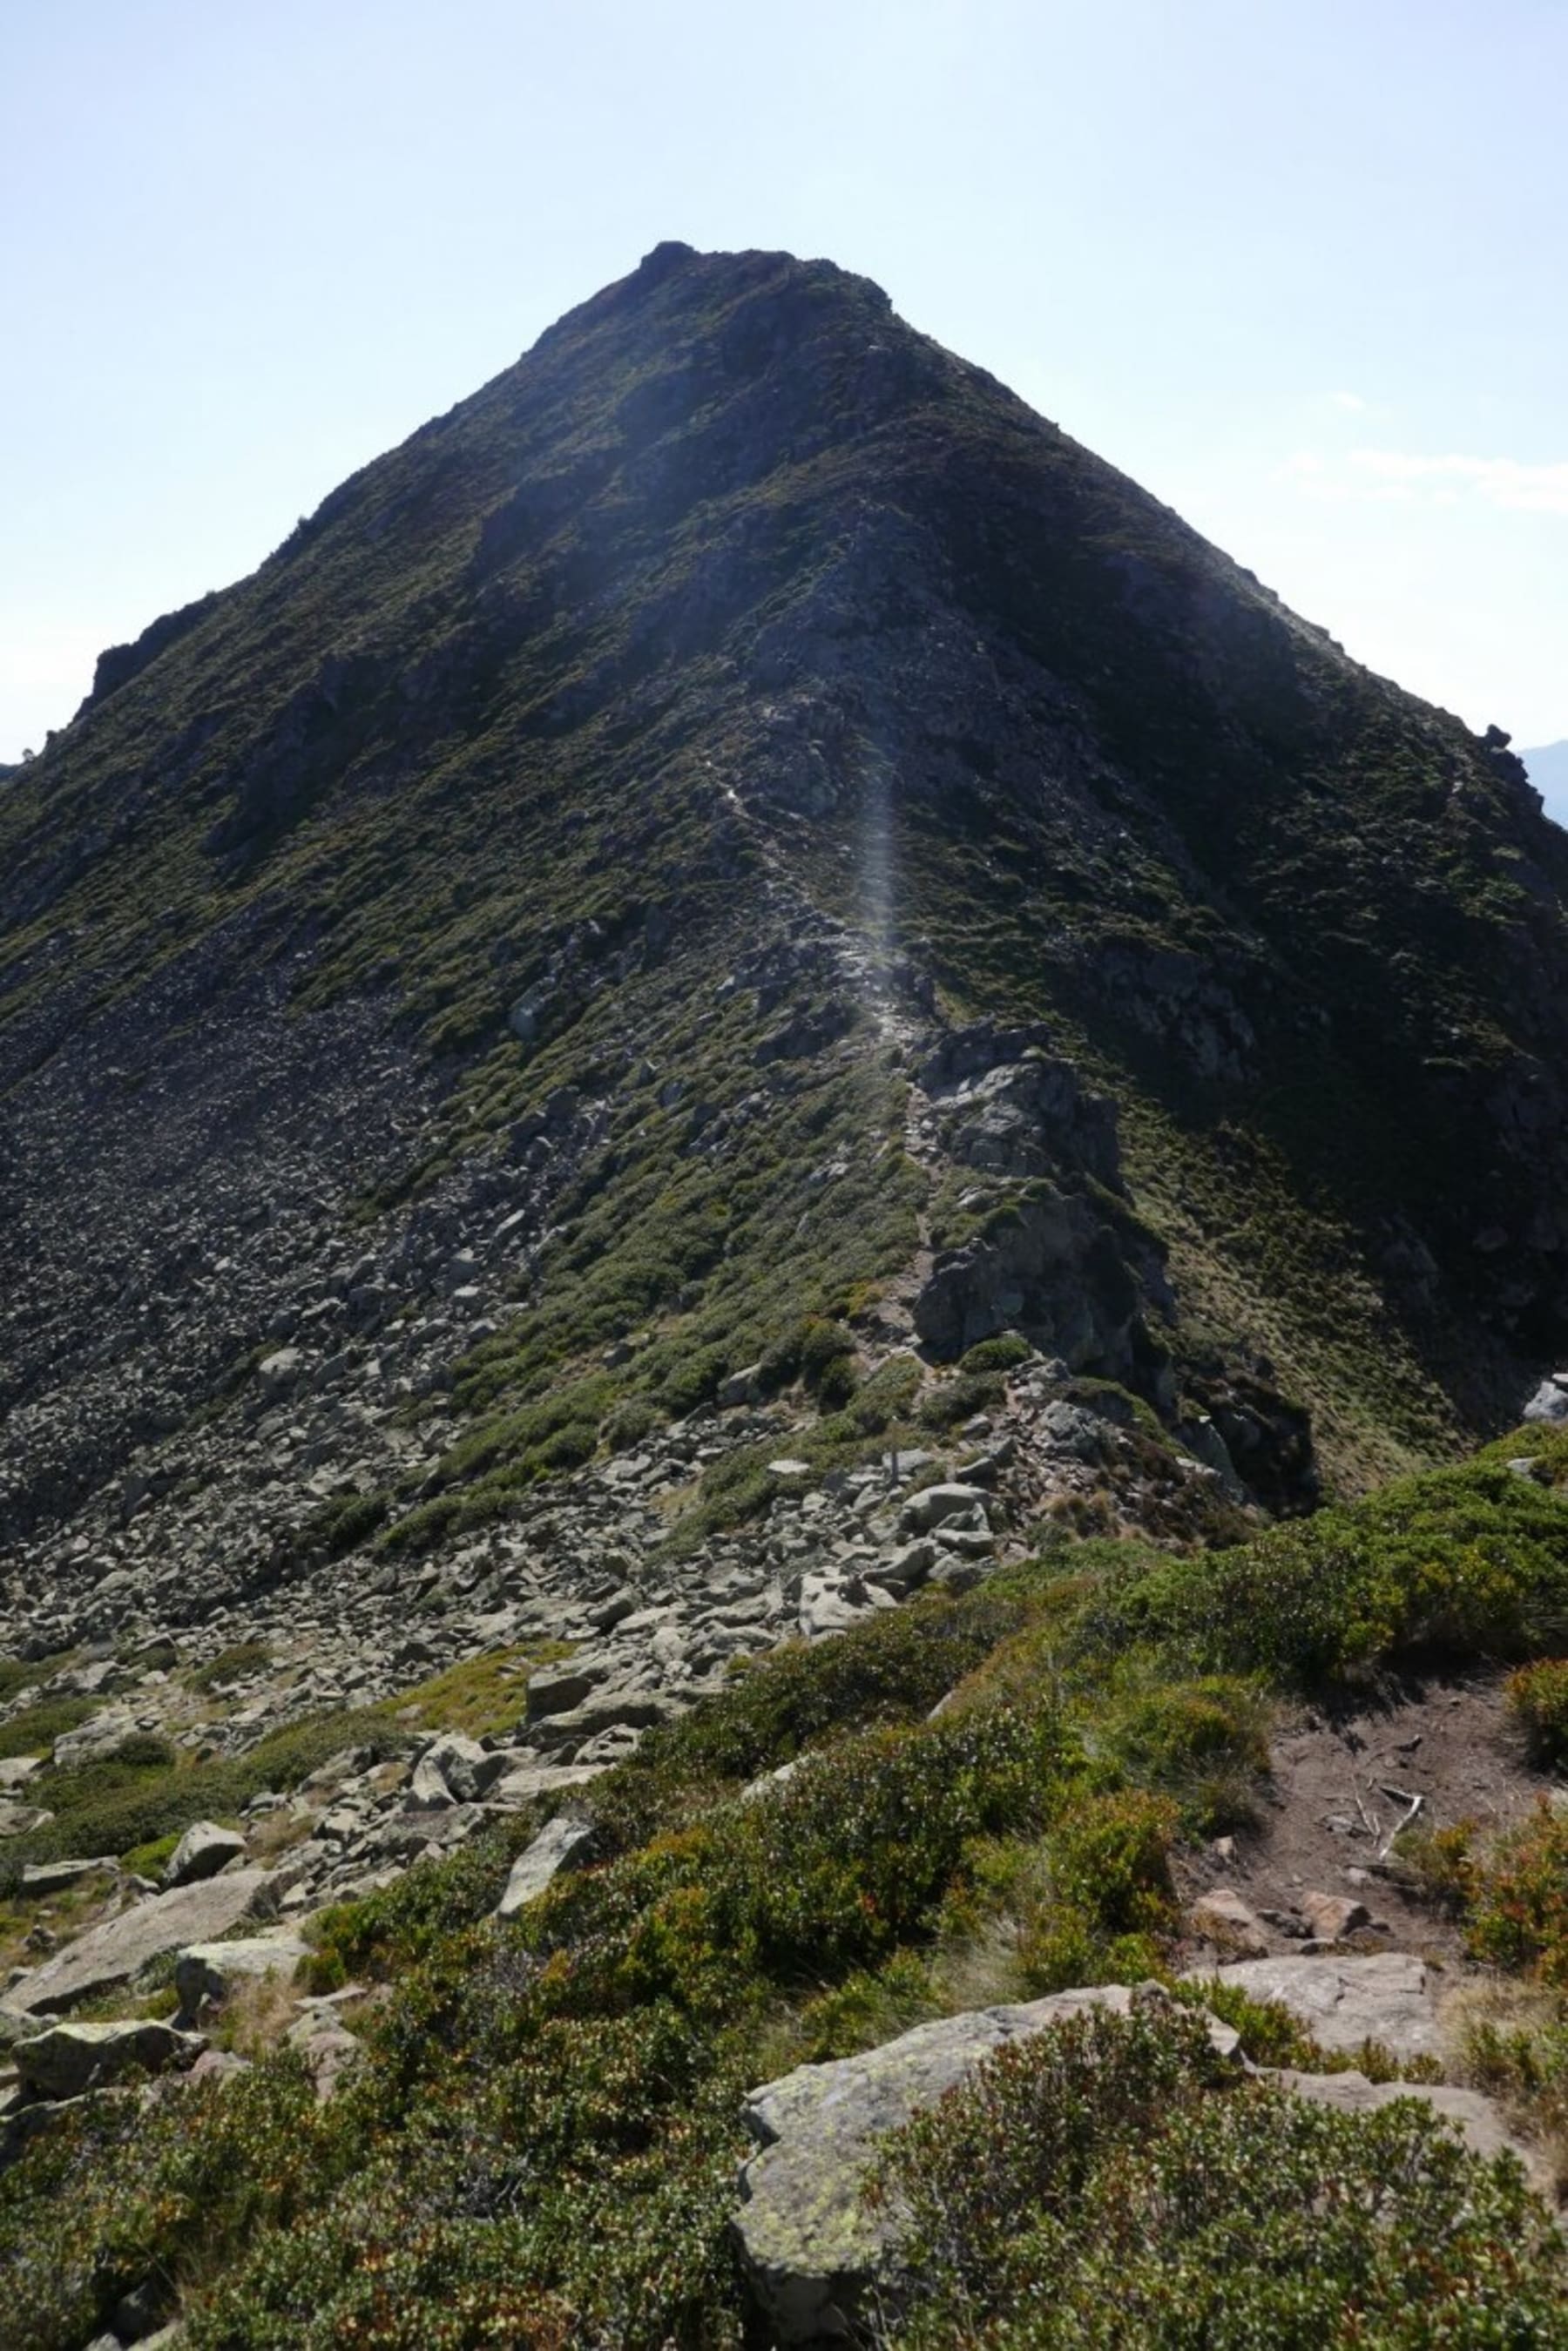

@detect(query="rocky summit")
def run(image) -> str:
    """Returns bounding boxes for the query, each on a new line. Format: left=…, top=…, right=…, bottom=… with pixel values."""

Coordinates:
left=3, top=247, right=1568, bottom=2348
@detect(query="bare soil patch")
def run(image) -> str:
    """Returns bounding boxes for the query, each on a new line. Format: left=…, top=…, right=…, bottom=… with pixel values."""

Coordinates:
left=1181, top=1671, right=1562, bottom=1965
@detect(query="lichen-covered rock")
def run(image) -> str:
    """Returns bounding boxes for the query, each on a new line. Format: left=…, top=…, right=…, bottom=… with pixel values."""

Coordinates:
left=733, top=1984, right=1239, bottom=2342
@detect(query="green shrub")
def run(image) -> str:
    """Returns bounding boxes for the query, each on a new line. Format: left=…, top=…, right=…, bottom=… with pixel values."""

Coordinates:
left=1390, top=1817, right=1477, bottom=1915
left=600, top=1395, right=659, bottom=1451
left=0, top=1653, right=72, bottom=1710
left=917, top=1371, right=1003, bottom=1431
left=0, top=2050, right=345, bottom=2351
left=1466, top=1800, right=1568, bottom=1987
left=0, top=1697, right=94, bottom=1760
left=959, top=1334, right=1033, bottom=1376
left=1453, top=1995, right=1568, bottom=2156
left=1096, top=1455, right=1568, bottom=1681
left=867, top=2006, right=1567, bottom=2348
left=799, top=1316, right=855, bottom=1393
left=1508, top=1657, right=1568, bottom=1767
left=534, top=1703, right=1082, bottom=2015
left=1096, top=1673, right=1271, bottom=1836
left=595, top=1591, right=1027, bottom=1842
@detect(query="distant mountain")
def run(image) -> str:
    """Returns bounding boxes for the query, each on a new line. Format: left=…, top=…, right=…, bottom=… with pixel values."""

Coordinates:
left=1523, top=740, right=1568, bottom=822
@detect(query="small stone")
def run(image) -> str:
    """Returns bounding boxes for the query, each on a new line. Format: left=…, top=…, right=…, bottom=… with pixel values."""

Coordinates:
left=1188, top=1888, right=1270, bottom=1957
left=1300, top=1891, right=1371, bottom=1942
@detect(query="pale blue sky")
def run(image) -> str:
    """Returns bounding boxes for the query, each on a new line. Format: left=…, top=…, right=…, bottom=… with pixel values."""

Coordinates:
left=3, top=0, right=1565, bottom=770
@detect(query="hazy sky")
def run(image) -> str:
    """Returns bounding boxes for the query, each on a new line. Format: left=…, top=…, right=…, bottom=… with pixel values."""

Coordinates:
left=4, top=0, right=1565, bottom=767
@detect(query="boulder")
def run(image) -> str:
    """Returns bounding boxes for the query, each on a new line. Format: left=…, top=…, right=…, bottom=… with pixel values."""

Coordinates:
left=162, top=1821, right=247, bottom=1889
left=734, top=1984, right=1239, bottom=2342
left=413, top=1732, right=507, bottom=1807
left=1523, top=1373, right=1568, bottom=1424
left=287, top=2015, right=361, bottom=2099
left=1, top=1871, right=270, bottom=2016
left=0, top=1800, right=53, bottom=1840
left=19, top=1856, right=118, bottom=1896
left=524, top=1665, right=599, bottom=1724
left=174, top=1934, right=308, bottom=2017
left=14, top=2017, right=205, bottom=2100
left=1188, top=1888, right=1270, bottom=1958
left=487, top=1760, right=605, bottom=1807
left=51, top=1708, right=137, bottom=1768
left=495, top=1814, right=597, bottom=1919
left=1187, top=1952, right=1439, bottom=2064
left=1300, top=1890, right=1372, bottom=1943
left=897, top=1483, right=989, bottom=1536
left=1278, top=2068, right=1553, bottom=2194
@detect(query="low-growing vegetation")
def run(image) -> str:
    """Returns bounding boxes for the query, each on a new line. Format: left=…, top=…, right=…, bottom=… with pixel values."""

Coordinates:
left=865, top=2004, right=1565, bottom=2347
left=6, top=1438, right=1568, bottom=2344
left=1509, top=1655, right=1568, bottom=1767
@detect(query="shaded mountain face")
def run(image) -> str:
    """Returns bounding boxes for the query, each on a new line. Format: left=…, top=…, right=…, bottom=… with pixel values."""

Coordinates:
left=3, top=240, right=1567, bottom=1647
left=1523, top=740, right=1568, bottom=825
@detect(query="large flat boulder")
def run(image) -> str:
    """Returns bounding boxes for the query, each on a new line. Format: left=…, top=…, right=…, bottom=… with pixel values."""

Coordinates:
left=14, top=2017, right=206, bottom=2099
left=1186, top=1952, right=1440, bottom=2064
left=1, top=1869, right=269, bottom=2016
left=735, top=1984, right=1237, bottom=2344
left=495, top=1814, right=597, bottom=1918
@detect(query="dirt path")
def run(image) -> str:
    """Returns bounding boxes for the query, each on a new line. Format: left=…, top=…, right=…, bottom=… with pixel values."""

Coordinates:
left=1183, top=1672, right=1558, bottom=1965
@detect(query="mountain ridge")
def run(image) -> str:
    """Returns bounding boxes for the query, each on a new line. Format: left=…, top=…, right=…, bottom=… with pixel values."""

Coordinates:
left=3, top=240, right=1568, bottom=1599
left=5, top=244, right=1568, bottom=2347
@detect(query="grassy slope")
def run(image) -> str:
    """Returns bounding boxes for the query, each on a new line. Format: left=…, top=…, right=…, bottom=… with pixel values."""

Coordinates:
left=5, top=1431, right=1568, bottom=2344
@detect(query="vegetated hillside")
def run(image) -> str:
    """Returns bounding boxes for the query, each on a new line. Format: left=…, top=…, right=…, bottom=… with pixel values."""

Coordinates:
left=2, top=240, right=1567, bottom=1592
left=4, top=243, right=1568, bottom=2348
left=6, top=1432, right=1568, bottom=2347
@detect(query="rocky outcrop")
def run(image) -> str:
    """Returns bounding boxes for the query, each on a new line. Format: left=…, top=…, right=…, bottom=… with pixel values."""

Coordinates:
left=732, top=1970, right=1547, bottom=2341
left=914, top=1191, right=1145, bottom=1369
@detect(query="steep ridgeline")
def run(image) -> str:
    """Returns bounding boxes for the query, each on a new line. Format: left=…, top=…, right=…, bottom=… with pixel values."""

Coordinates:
left=2, top=239, right=1567, bottom=1687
